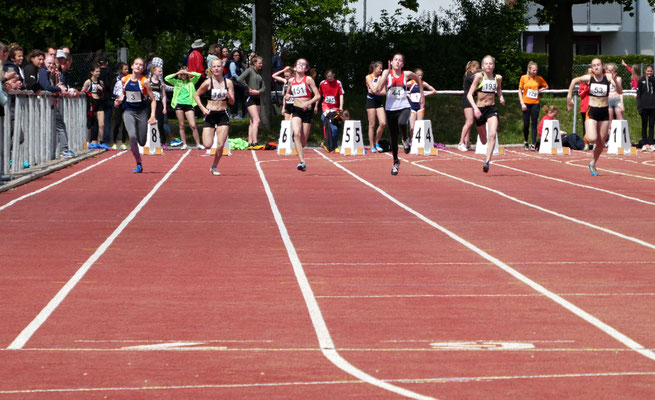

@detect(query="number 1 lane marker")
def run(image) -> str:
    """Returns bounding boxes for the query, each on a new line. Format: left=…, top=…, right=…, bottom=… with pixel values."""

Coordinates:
left=315, top=149, right=655, bottom=363
left=7, top=150, right=191, bottom=350
left=252, top=151, right=435, bottom=400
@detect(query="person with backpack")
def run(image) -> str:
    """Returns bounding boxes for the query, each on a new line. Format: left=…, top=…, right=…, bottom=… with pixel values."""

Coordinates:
left=114, top=57, right=158, bottom=173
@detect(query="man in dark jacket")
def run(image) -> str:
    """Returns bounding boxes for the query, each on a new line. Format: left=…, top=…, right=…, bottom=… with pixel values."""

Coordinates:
left=637, top=65, right=655, bottom=151
left=38, top=55, right=75, bottom=158
left=97, top=55, right=115, bottom=146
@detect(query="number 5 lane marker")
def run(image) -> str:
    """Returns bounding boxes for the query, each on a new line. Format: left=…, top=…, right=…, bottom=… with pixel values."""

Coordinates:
left=7, top=150, right=191, bottom=350
left=315, top=149, right=655, bottom=363
left=252, top=151, right=435, bottom=400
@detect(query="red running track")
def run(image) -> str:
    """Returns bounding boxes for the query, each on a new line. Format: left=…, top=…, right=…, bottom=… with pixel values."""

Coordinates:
left=1, top=147, right=655, bottom=399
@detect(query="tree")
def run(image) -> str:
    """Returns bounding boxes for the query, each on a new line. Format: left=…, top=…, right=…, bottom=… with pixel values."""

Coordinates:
left=517, top=0, right=655, bottom=88
left=255, top=0, right=273, bottom=129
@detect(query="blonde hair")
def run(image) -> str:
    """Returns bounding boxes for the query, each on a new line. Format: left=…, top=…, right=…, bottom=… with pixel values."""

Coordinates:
left=465, top=60, right=479, bottom=74
left=526, top=61, right=538, bottom=74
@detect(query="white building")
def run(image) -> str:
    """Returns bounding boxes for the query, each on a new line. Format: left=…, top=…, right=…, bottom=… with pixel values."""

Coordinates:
left=523, top=0, right=655, bottom=56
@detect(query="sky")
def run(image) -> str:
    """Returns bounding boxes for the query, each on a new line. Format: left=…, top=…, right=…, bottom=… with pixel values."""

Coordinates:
left=350, top=0, right=455, bottom=26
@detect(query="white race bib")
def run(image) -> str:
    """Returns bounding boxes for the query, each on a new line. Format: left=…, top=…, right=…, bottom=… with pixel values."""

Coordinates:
left=389, top=87, right=405, bottom=100
left=125, top=90, right=141, bottom=103
left=324, top=96, right=336, bottom=104
left=409, top=92, right=421, bottom=103
left=153, top=91, right=161, bottom=101
left=291, top=83, right=308, bottom=98
left=526, top=89, right=539, bottom=99
left=590, top=83, right=608, bottom=97
left=481, top=79, right=497, bottom=93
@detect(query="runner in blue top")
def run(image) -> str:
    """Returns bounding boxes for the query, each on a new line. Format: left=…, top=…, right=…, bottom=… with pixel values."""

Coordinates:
left=114, top=57, right=157, bottom=173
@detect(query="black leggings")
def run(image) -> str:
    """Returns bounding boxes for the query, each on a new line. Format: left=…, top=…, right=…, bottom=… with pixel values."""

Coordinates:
left=640, top=108, right=655, bottom=145
left=522, top=103, right=540, bottom=144
left=385, top=108, right=410, bottom=162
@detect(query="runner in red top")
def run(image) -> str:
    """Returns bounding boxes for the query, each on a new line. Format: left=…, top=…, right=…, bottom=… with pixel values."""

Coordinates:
left=318, top=69, right=344, bottom=152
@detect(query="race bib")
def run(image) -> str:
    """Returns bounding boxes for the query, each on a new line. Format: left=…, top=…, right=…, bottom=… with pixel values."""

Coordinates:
left=125, top=90, right=141, bottom=103
left=590, top=83, right=608, bottom=97
left=409, top=92, right=421, bottom=103
left=291, top=83, right=308, bottom=98
left=481, top=79, right=497, bottom=93
left=526, top=89, right=539, bottom=99
left=324, top=96, right=336, bottom=104
left=153, top=91, right=161, bottom=101
left=389, top=86, right=405, bottom=99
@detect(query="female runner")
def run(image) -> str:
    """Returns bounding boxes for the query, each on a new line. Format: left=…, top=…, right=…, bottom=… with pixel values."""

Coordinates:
left=466, top=55, right=505, bottom=173
left=375, top=54, right=424, bottom=175
left=459, top=60, right=479, bottom=152
left=518, top=61, right=548, bottom=151
left=605, top=62, right=624, bottom=122
left=365, top=61, right=386, bottom=152
left=273, top=67, right=294, bottom=120
left=287, top=58, right=321, bottom=171
left=194, top=58, right=235, bottom=175
left=567, top=57, right=622, bottom=176
left=114, top=57, right=157, bottom=173
left=237, top=55, right=264, bottom=147
left=407, top=68, right=437, bottom=135
left=148, top=65, right=169, bottom=148
left=82, top=66, right=107, bottom=148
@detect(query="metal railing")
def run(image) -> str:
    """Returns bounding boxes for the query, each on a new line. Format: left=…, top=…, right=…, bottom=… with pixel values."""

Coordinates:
left=1, top=91, right=87, bottom=180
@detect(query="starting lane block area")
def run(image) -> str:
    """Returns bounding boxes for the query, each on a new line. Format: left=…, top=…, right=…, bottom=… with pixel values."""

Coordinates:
left=139, top=124, right=163, bottom=155
left=210, top=133, right=231, bottom=156
left=539, top=119, right=563, bottom=155
left=341, top=120, right=365, bottom=156
left=277, top=120, right=296, bottom=156
left=608, top=120, right=634, bottom=155
left=475, top=123, right=502, bottom=155
left=410, top=120, right=437, bottom=156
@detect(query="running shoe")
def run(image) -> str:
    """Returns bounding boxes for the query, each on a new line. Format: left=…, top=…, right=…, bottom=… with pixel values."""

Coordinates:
left=120, top=143, right=127, bottom=150
left=61, top=149, right=76, bottom=158
left=375, top=144, right=383, bottom=152
left=482, top=162, right=490, bottom=173
left=180, top=144, right=188, bottom=150
left=529, top=144, right=535, bottom=151
left=23, top=161, right=30, bottom=168
left=524, top=141, right=529, bottom=151
left=335, top=147, right=340, bottom=154
left=98, top=143, right=111, bottom=150
left=297, top=161, right=306, bottom=171
left=170, top=139, right=183, bottom=147
left=321, top=142, right=329, bottom=152
left=210, top=166, right=220, bottom=176
left=87, top=142, right=99, bottom=150
left=584, top=144, right=590, bottom=151
left=197, top=144, right=206, bottom=150
left=458, top=143, right=467, bottom=152
left=403, top=138, right=411, bottom=154
left=588, top=162, right=598, bottom=176
left=391, top=160, right=399, bottom=176
left=133, top=164, right=143, bottom=174
left=111, top=144, right=117, bottom=150
left=370, top=146, right=377, bottom=153
left=205, top=149, right=212, bottom=156
left=650, top=145, right=655, bottom=152
left=642, top=144, right=649, bottom=152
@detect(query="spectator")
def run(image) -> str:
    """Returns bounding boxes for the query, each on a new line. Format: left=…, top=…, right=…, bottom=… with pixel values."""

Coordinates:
left=46, top=47, right=57, bottom=60
left=318, top=69, right=345, bottom=152
left=187, top=39, right=206, bottom=79
left=621, top=59, right=640, bottom=90
left=148, top=65, right=170, bottom=148
left=206, top=44, right=220, bottom=69
left=23, top=49, right=45, bottom=92
left=226, top=49, right=245, bottom=118
left=637, top=64, right=655, bottom=152
left=37, top=55, right=75, bottom=158
left=537, top=105, right=567, bottom=140
left=3, top=44, right=25, bottom=89
left=518, top=61, right=548, bottom=151
left=165, top=66, right=203, bottom=149
left=111, top=61, right=129, bottom=150
left=237, top=55, right=264, bottom=146
left=97, top=55, right=114, bottom=146
left=82, top=65, right=109, bottom=149
left=578, top=66, right=592, bottom=150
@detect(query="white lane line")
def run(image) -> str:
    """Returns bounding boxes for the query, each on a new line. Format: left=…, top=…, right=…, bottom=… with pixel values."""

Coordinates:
left=316, top=293, right=655, bottom=299
left=314, top=149, right=655, bottom=362
left=407, top=158, right=655, bottom=252
left=6, top=150, right=191, bottom=350
left=305, top=260, right=655, bottom=266
left=0, top=151, right=126, bottom=212
left=252, top=151, right=434, bottom=400
left=443, top=150, right=655, bottom=206
left=2, top=371, right=655, bottom=394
